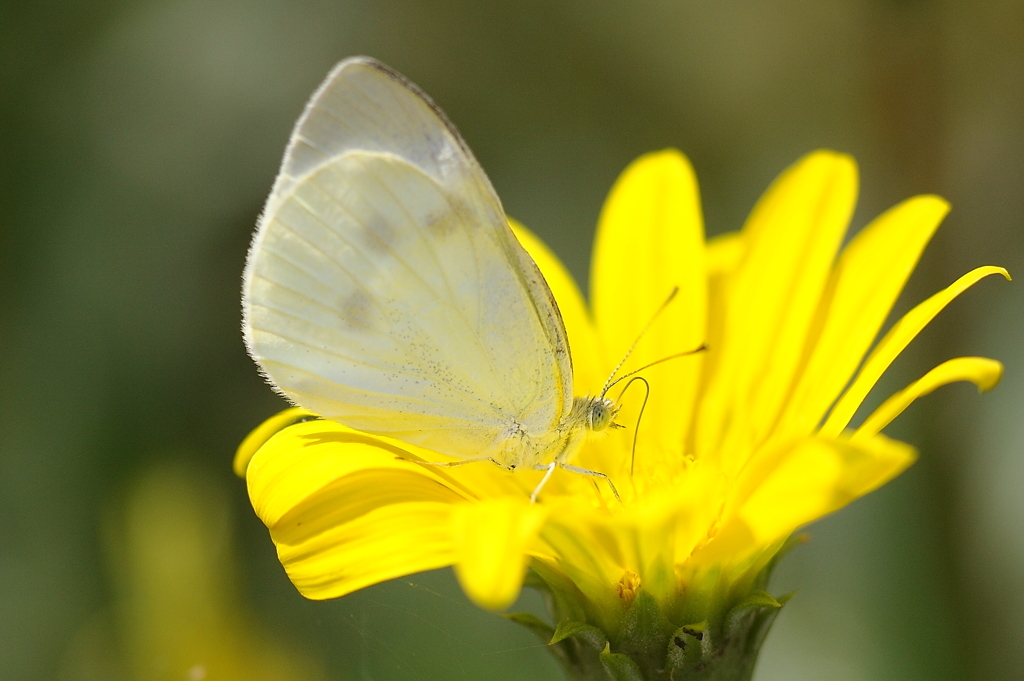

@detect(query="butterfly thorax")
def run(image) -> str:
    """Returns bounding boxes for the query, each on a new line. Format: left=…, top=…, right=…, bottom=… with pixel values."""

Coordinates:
left=551, top=395, right=619, bottom=465
left=493, top=396, right=617, bottom=471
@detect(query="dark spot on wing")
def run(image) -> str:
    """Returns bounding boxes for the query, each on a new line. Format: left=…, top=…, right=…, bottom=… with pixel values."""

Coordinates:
left=427, top=196, right=474, bottom=237
left=362, top=214, right=396, bottom=253
left=342, top=290, right=372, bottom=329
left=425, top=208, right=458, bottom=237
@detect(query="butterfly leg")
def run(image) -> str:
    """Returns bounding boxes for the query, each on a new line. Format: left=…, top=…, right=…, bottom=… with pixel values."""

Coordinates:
left=559, top=464, right=621, bottom=502
left=529, top=462, right=557, bottom=503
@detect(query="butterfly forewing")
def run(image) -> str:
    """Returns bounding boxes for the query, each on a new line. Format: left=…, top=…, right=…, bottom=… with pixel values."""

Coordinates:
left=243, top=57, right=573, bottom=463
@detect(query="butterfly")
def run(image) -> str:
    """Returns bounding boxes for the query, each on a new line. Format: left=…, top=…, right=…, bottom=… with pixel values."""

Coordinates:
left=242, top=57, right=683, bottom=501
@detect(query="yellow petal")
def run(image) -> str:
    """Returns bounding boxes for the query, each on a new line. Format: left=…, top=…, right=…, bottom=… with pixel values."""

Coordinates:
left=534, top=503, right=625, bottom=613
left=233, top=407, right=318, bottom=477
left=696, top=151, right=857, bottom=467
left=509, top=219, right=604, bottom=396
left=853, top=357, right=1003, bottom=439
left=821, top=266, right=1010, bottom=436
left=607, top=473, right=720, bottom=604
left=246, top=420, right=467, bottom=533
left=690, top=232, right=745, bottom=446
left=591, top=149, right=707, bottom=464
left=279, top=501, right=455, bottom=600
left=712, top=434, right=915, bottom=554
left=778, top=195, right=949, bottom=437
left=244, top=420, right=471, bottom=600
left=451, top=497, right=547, bottom=610
left=536, top=465, right=722, bottom=616
left=705, top=231, right=744, bottom=277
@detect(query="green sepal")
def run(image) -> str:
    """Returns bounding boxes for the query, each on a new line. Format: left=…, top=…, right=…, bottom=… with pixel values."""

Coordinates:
left=523, top=567, right=612, bottom=681
left=529, top=562, right=590, bottom=624
left=617, top=591, right=675, bottom=679
left=525, top=537, right=804, bottom=680
left=503, top=612, right=554, bottom=644
left=665, top=620, right=710, bottom=672
left=522, top=567, right=550, bottom=591
left=551, top=620, right=608, bottom=650
left=600, top=642, right=646, bottom=681
left=725, top=590, right=792, bottom=669
left=546, top=623, right=615, bottom=681
left=725, top=591, right=780, bottom=635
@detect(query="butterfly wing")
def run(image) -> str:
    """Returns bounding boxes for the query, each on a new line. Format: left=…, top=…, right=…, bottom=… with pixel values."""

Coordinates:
left=243, top=57, right=572, bottom=462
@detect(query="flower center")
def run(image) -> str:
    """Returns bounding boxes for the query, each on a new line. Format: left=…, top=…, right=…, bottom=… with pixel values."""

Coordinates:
left=615, top=569, right=642, bottom=605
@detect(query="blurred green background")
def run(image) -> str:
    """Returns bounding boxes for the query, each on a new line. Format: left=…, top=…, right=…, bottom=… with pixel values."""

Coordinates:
left=2, top=1, right=1022, bottom=680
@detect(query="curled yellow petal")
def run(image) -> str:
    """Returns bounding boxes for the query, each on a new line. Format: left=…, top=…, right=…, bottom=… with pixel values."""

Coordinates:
left=821, top=266, right=1010, bottom=436
left=779, top=195, right=949, bottom=437
left=233, top=407, right=318, bottom=477
left=451, top=497, right=547, bottom=610
left=243, top=420, right=470, bottom=601
left=853, top=357, right=1003, bottom=439
left=246, top=420, right=466, bottom=531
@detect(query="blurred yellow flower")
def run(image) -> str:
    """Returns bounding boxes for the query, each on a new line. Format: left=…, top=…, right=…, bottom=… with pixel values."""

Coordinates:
left=235, top=150, right=1005, bottom=659
left=60, top=462, right=323, bottom=681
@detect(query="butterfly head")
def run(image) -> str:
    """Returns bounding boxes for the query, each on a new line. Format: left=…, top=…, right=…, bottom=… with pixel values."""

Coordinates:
left=586, top=396, right=621, bottom=432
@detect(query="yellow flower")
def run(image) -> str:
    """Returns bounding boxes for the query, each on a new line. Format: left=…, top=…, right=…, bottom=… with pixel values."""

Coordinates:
left=61, top=462, right=324, bottom=681
left=235, top=150, right=1005, bottom=642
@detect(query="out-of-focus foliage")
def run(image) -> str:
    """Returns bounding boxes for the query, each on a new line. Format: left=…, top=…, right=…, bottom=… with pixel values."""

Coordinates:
left=1, top=1, right=1022, bottom=680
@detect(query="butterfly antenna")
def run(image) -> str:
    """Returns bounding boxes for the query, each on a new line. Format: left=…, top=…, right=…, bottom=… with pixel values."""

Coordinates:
left=600, top=286, right=680, bottom=397
left=615, top=376, right=651, bottom=477
left=604, top=343, right=708, bottom=394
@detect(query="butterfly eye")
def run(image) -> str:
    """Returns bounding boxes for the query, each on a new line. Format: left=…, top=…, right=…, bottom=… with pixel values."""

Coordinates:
left=589, top=401, right=613, bottom=431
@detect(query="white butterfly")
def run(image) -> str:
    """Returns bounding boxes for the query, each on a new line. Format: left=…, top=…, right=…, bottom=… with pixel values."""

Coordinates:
left=243, top=57, right=634, bottom=500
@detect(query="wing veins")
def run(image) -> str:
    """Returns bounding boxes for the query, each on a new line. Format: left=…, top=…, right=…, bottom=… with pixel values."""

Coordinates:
left=258, top=328, right=506, bottom=417
left=276, top=197, right=501, bottom=388
left=354, top=156, right=521, bottom=412
left=307, top=100, right=374, bottom=145
left=294, top=165, right=521, bottom=411
left=250, top=266, right=387, bottom=339
left=250, top=270, right=496, bottom=411
left=352, top=154, right=463, bottom=304
left=304, top=78, right=421, bottom=173
left=293, top=131, right=334, bottom=157
left=274, top=368, right=504, bottom=419
left=295, top=174, right=448, bottom=304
